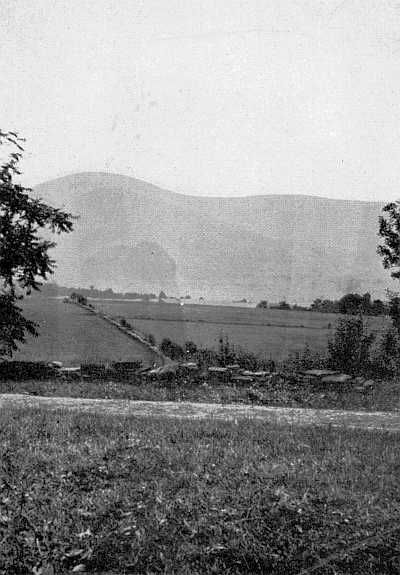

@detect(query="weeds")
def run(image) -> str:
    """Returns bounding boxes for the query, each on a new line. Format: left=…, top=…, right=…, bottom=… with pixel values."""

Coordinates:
left=0, top=408, right=400, bottom=573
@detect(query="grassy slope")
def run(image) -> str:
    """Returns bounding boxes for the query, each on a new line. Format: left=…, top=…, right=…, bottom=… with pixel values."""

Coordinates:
left=13, top=297, right=159, bottom=366
left=1, top=408, right=399, bottom=574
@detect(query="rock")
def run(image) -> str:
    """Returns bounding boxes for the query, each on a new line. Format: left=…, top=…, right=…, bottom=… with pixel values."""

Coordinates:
left=303, top=369, right=339, bottom=377
left=60, top=367, right=81, bottom=373
left=362, top=379, right=375, bottom=388
left=72, top=565, right=86, bottom=573
left=148, top=364, right=178, bottom=377
left=231, top=375, right=254, bottom=384
left=321, top=373, right=352, bottom=384
left=179, top=362, right=199, bottom=371
left=226, top=364, right=241, bottom=371
left=208, top=366, right=228, bottom=373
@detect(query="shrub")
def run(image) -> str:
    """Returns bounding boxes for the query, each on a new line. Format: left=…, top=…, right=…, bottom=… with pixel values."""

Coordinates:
left=119, top=317, right=133, bottom=330
left=70, top=292, right=88, bottom=306
left=216, top=336, right=237, bottom=366
left=184, top=341, right=198, bottom=356
left=235, top=348, right=264, bottom=371
left=284, top=344, right=327, bottom=372
left=371, top=326, right=400, bottom=377
left=160, top=338, right=184, bottom=360
left=327, top=317, right=375, bottom=374
left=146, top=333, right=156, bottom=346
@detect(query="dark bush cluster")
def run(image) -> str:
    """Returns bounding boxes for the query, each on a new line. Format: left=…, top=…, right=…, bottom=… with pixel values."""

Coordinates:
left=70, top=292, right=88, bottom=306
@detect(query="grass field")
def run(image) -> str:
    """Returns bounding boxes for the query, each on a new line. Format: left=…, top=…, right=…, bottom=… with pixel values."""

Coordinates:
left=1, top=407, right=399, bottom=574
left=13, top=297, right=159, bottom=366
left=93, top=300, right=388, bottom=360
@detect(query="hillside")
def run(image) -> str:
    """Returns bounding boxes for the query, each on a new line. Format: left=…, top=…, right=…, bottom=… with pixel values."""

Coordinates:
left=35, top=172, right=395, bottom=303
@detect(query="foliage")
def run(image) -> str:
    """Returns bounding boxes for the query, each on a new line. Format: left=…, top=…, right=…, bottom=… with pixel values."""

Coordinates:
left=70, top=292, right=88, bottom=306
left=378, top=200, right=400, bottom=279
left=327, top=317, right=375, bottom=374
left=118, top=316, right=132, bottom=330
left=0, top=129, right=73, bottom=357
left=386, top=290, right=400, bottom=334
left=371, top=326, right=400, bottom=377
left=145, top=333, right=156, bottom=346
left=256, top=300, right=268, bottom=309
left=184, top=340, right=197, bottom=355
left=41, top=282, right=157, bottom=301
left=286, top=344, right=327, bottom=372
left=216, top=335, right=237, bottom=366
left=0, top=293, right=37, bottom=357
left=160, top=338, right=185, bottom=360
left=311, top=294, right=387, bottom=316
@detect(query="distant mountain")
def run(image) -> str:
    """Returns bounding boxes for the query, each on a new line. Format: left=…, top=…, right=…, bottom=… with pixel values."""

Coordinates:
left=34, top=172, right=395, bottom=303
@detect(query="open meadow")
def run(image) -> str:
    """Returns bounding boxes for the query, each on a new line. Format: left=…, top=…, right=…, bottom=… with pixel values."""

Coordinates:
left=1, top=406, right=399, bottom=574
left=93, top=299, right=388, bottom=361
left=14, top=297, right=159, bottom=367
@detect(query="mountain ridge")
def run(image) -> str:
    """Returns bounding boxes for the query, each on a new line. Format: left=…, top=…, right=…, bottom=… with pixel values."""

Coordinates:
left=34, top=172, right=394, bottom=304
left=36, top=171, right=385, bottom=204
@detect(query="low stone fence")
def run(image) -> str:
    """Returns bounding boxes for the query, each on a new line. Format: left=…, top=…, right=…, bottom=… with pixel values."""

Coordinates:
left=69, top=299, right=168, bottom=366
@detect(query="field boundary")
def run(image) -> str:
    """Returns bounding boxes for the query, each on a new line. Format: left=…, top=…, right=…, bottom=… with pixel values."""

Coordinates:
left=112, top=314, right=333, bottom=331
left=69, top=299, right=169, bottom=366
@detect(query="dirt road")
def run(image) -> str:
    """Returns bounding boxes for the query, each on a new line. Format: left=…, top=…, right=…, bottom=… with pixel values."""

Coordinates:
left=1, top=393, right=400, bottom=431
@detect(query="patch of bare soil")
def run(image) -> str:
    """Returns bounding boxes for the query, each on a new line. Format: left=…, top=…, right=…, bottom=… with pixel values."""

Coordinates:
left=1, top=393, right=400, bottom=431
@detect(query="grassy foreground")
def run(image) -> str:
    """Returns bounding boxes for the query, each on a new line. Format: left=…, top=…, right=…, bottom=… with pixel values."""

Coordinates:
left=1, top=409, right=400, bottom=574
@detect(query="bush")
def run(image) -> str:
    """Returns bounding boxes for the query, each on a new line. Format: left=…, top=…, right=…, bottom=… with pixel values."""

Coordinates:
left=216, top=336, right=237, bottom=366
left=184, top=341, right=198, bottom=356
left=146, top=333, right=156, bottom=346
left=285, top=344, right=327, bottom=372
left=160, top=338, right=184, bottom=360
left=119, top=317, right=133, bottom=330
left=371, top=327, right=400, bottom=377
left=70, top=292, right=88, bottom=306
left=327, top=317, right=375, bottom=374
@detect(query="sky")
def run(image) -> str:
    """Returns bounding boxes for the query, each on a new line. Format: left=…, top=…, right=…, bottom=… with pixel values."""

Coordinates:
left=1, top=0, right=400, bottom=200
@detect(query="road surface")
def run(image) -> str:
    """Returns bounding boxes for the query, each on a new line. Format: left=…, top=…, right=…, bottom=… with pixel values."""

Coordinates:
left=1, top=393, right=400, bottom=431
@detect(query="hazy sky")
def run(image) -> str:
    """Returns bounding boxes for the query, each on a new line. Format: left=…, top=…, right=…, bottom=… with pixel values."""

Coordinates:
left=2, top=0, right=400, bottom=200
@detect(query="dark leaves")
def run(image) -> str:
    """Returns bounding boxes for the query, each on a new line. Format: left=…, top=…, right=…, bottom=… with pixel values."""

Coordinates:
left=0, top=129, right=74, bottom=357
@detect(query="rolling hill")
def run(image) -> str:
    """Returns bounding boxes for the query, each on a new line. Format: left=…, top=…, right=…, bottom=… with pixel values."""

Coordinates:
left=34, top=172, right=395, bottom=303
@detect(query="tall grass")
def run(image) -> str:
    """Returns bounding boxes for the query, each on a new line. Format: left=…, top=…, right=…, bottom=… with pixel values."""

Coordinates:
left=1, top=407, right=400, bottom=574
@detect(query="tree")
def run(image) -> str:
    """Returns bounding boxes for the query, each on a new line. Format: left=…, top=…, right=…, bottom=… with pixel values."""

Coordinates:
left=378, top=203, right=400, bottom=332
left=0, top=129, right=73, bottom=357
left=338, top=293, right=363, bottom=315
left=328, top=317, right=375, bottom=374
left=378, top=201, right=400, bottom=279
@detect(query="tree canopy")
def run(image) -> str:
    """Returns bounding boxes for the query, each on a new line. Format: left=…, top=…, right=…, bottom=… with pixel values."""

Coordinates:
left=378, top=201, right=400, bottom=279
left=0, top=129, right=74, bottom=357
